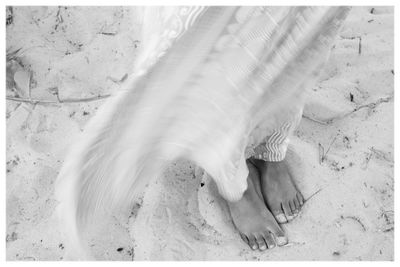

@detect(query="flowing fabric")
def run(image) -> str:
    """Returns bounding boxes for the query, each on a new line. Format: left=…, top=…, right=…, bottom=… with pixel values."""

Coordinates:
left=55, top=6, right=350, bottom=259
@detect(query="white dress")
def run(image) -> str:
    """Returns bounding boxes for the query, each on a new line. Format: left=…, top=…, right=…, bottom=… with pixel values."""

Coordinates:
left=55, top=6, right=351, bottom=259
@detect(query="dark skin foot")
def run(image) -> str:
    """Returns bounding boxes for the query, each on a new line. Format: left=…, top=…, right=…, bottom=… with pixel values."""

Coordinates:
left=227, top=160, right=288, bottom=251
left=251, top=159, right=305, bottom=224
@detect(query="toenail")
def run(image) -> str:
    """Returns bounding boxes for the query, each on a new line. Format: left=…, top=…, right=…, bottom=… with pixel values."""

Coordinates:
left=276, top=236, right=288, bottom=245
left=276, top=213, right=287, bottom=222
left=252, top=245, right=257, bottom=250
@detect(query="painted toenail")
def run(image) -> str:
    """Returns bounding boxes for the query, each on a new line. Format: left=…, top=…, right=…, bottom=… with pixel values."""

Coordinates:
left=276, top=236, right=288, bottom=245
left=276, top=213, right=287, bottom=222
left=252, top=245, right=257, bottom=250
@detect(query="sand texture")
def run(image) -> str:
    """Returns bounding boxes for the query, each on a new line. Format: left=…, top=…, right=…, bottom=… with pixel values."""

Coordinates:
left=6, top=6, right=393, bottom=260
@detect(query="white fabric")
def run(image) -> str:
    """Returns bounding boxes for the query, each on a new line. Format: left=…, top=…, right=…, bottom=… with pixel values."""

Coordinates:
left=55, top=6, right=350, bottom=259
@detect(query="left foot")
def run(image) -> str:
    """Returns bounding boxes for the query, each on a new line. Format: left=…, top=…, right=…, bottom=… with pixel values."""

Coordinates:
left=227, top=160, right=288, bottom=251
left=251, top=159, right=305, bottom=224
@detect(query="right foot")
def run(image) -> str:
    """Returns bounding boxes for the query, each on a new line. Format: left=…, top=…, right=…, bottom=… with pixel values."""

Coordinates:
left=251, top=159, right=305, bottom=224
left=227, top=160, right=288, bottom=251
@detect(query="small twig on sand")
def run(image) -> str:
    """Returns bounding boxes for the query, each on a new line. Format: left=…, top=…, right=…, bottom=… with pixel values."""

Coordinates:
left=6, top=94, right=110, bottom=105
left=302, top=114, right=329, bottom=125
left=99, top=32, right=117, bottom=36
left=383, top=226, right=394, bottom=233
left=304, top=188, right=323, bottom=202
left=107, top=73, right=128, bottom=84
left=369, top=147, right=394, bottom=163
left=343, top=215, right=367, bottom=232
left=303, top=95, right=393, bottom=125
left=340, top=36, right=362, bottom=55
left=324, top=136, right=337, bottom=157
left=48, top=86, right=62, bottom=102
left=6, top=97, right=57, bottom=104
left=362, top=151, right=373, bottom=170
left=27, top=73, right=32, bottom=100
left=54, top=6, right=64, bottom=31
left=97, top=24, right=118, bottom=36
left=282, top=241, right=306, bottom=247
left=318, top=136, right=337, bottom=164
left=318, top=143, right=324, bottom=164
left=380, top=209, right=394, bottom=232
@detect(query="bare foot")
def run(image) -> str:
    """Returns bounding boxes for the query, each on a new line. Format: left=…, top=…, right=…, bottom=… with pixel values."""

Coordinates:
left=227, top=160, right=288, bottom=251
left=251, top=159, right=305, bottom=224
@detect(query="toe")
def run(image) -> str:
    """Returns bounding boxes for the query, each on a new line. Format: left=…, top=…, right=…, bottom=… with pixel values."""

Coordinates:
left=297, top=192, right=304, bottom=206
left=275, top=234, right=288, bottom=246
left=248, top=235, right=258, bottom=250
left=282, top=202, right=294, bottom=221
left=274, top=212, right=287, bottom=223
left=256, top=235, right=267, bottom=251
left=240, top=233, right=249, bottom=245
left=263, top=232, right=276, bottom=249
left=293, top=198, right=300, bottom=212
left=271, top=204, right=287, bottom=223
left=289, top=200, right=296, bottom=212
left=271, top=229, right=288, bottom=246
left=282, top=202, right=293, bottom=220
left=289, top=200, right=298, bottom=216
left=267, top=220, right=288, bottom=246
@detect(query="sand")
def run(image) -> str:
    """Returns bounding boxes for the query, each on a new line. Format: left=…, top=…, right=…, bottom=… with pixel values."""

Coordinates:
left=6, top=6, right=394, bottom=260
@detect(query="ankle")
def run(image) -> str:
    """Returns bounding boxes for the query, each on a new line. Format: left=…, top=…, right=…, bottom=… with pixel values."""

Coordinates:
left=250, top=158, right=268, bottom=171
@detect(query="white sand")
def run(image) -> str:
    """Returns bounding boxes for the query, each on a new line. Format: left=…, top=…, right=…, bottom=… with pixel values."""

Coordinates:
left=6, top=6, right=393, bottom=260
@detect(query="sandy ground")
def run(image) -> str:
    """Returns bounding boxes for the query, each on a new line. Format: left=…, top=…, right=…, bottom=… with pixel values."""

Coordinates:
left=6, top=6, right=394, bottom=260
